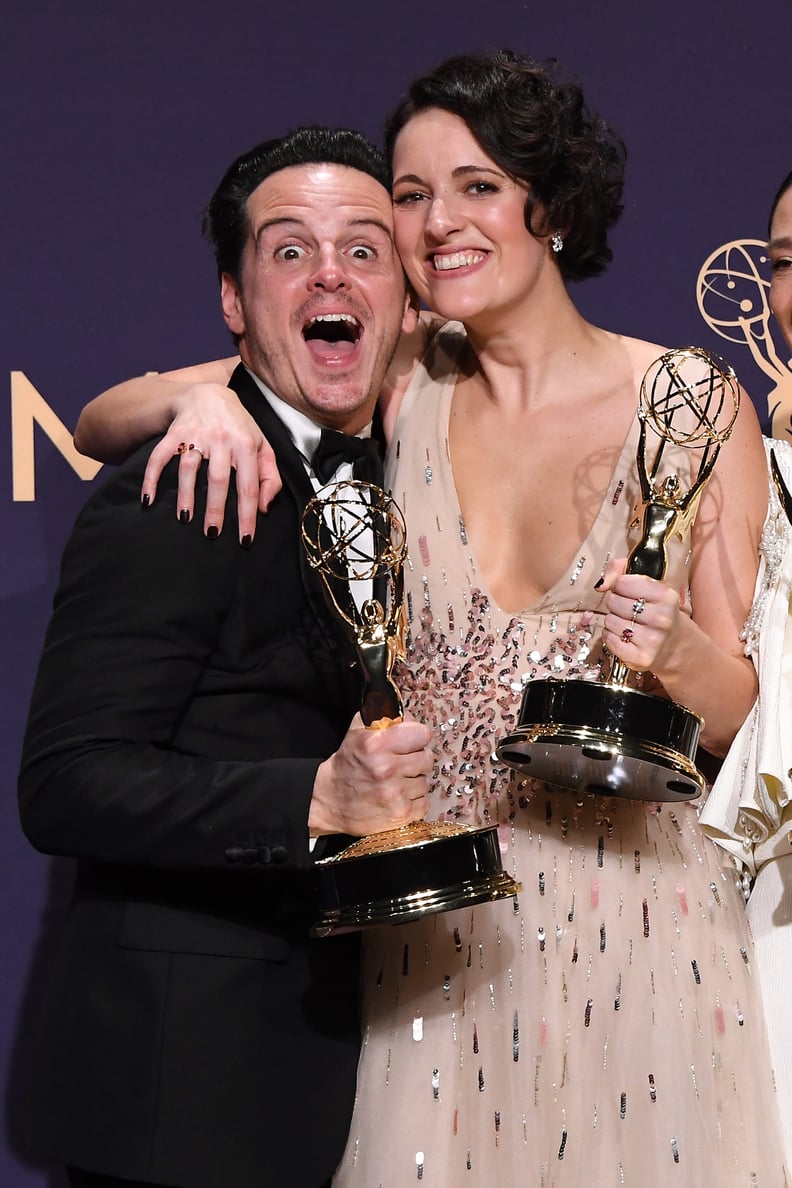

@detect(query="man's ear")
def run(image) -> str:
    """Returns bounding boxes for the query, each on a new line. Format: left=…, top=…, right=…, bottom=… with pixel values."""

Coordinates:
left=400, top=282, right=421, bottom=334
left=221, top=273, right=245, bottom=336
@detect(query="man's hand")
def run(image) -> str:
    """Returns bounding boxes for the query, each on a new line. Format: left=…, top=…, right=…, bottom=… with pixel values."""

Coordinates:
left=309, top=714, right=432, bottom=837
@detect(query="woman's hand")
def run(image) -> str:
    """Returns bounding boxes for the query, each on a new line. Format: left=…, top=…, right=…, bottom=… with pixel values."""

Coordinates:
left=598, top=558, right=688, bottom=674
left=141, top=382, right=282, bottom=544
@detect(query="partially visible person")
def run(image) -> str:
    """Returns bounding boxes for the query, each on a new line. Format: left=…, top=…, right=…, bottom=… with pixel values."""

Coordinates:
left=18, top=127, right=433, bottom=1188
left=74, top=52, right=787, bottom=1186
left=768, top=170, right=792, bottom=356
left=702, top=167, right=792, bottom=1172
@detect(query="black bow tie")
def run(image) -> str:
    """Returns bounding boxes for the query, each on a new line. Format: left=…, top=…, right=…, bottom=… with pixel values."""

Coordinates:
left=311, top=428, right=383, bottom=485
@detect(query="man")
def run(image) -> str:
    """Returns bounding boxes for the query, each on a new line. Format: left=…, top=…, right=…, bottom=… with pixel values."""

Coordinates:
left=18, top=127, right=432, bottom=1188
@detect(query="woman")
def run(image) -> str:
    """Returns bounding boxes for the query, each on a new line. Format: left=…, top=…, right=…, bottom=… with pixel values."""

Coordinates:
left=702, top=167, right=792, bottom=1172
left=76, top=51, right=786, bottom=1186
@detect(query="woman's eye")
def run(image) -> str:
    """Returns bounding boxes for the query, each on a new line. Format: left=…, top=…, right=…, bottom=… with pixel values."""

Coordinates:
left=276, top=245, right=306, bottom=261
left=466, top=180, right=498, bottom=196
left=393, top=191, right=428, bottom=206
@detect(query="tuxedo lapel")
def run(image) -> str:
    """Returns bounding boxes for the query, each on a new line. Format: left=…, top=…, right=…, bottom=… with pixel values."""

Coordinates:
left=226, top=365, right=358, bottom=667
left=227, top=364, right=314, bottom=506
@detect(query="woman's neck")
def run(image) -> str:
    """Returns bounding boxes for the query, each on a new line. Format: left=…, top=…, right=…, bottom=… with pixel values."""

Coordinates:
left=461, top=291, right=606, bottom=411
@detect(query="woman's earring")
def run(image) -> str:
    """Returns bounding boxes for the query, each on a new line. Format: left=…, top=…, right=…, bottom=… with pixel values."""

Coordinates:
left=551, top=231, right=564, bottom=253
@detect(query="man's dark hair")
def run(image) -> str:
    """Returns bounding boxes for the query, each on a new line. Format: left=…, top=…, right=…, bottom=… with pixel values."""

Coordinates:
left=384, top=49, right=626, bottom=283
left=204, top=126, right=392, bottom=280
left=769, top=169, right=792, bottom=237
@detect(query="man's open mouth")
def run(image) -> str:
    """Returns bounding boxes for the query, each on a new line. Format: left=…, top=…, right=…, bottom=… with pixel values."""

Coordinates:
left=303, top=313, right=362, bottom=360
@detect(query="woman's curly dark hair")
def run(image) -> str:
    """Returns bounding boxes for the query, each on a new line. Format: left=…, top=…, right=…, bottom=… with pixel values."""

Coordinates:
left=384, top=50, right=626, bottom=282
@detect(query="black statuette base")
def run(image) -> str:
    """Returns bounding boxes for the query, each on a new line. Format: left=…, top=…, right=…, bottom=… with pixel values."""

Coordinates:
left=312, top=824, right=521, bottom=936
left=496, top=678, right=704, bottom=803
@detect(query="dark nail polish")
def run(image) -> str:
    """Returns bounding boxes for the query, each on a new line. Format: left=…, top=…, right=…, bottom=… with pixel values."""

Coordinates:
left=141, top=494, right=150, bottom=508
left=241, top=534, right=252, bottom=550
left=179, top=509, right=190, bottom=524
left=594, top=577, right=604, bottom=590
left=207, top=525, right=219, bottom=540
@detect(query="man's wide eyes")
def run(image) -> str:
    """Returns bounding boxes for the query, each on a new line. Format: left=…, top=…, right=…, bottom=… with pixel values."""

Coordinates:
left=275, top=244, right=306, bottom=261
left=272, top=244, right=377, bottom=261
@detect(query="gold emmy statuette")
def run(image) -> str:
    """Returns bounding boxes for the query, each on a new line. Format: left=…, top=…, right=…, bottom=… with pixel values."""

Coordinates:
left=302, top=479, right=521, bottom=936
left=497, top=347, right=740, bottom=802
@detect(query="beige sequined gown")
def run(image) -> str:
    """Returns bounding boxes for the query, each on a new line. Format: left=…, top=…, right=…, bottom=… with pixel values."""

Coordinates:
left=333, top=324, right=787, bottom=1188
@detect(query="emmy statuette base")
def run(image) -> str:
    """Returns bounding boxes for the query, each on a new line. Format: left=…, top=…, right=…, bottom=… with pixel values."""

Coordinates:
left=312, top=822, right=522, bottom=937
left=497, top=678, right=705, bottom=803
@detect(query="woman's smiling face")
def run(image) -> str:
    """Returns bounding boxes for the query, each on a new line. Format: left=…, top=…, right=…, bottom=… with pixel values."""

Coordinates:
left=390, top=108, right=555, bottom=329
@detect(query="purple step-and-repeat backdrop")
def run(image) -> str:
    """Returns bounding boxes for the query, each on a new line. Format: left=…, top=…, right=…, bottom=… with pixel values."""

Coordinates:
left=2, top=1, right=790, bottom=1183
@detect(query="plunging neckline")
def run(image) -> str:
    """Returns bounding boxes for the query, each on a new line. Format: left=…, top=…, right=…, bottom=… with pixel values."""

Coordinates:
left=436, top=354, right=641, bottom=618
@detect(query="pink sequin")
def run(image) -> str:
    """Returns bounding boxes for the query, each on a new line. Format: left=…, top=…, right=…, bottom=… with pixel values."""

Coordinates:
left=676, top=883, right=689, bottom=914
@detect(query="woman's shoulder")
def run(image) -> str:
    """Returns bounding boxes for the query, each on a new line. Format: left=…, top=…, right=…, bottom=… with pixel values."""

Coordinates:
left=379, top=316, right=466, bottom=442
left=603, top=334, right=755, bottom=427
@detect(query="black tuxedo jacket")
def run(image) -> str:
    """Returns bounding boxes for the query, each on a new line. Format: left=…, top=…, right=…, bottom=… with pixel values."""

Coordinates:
left=18, top=366, right=365, bottom=1188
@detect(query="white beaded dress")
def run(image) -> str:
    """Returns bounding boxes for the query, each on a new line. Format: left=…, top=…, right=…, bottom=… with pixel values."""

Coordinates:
left=333, top=324, right=787, bottom=1188
left=702, top=436, right=792, bottom=1173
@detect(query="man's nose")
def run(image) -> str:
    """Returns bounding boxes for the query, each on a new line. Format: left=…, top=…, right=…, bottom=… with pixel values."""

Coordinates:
left=308, top=245, right=348, bottom=290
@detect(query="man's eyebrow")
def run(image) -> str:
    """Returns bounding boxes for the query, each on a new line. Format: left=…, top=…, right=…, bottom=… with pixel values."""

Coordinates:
left=347, top=217, right=394, bottom=239
left=254, top=216, right=305, bottom=241
left=769, top=234, right=792, bottom=250
left=255, top=216, right=393, bottom=240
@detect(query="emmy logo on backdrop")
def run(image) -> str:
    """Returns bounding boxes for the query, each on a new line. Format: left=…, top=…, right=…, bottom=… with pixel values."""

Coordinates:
left=301, top=479, right=521, bottom=936
left=697, top=239, right=792, bottom=437
left=497, top=347, right=740, bottom=803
